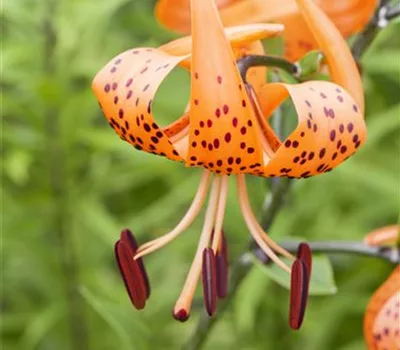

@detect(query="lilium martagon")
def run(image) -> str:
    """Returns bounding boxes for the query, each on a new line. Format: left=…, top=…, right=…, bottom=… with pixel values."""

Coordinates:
left=92, top=0, right=367, bottom=329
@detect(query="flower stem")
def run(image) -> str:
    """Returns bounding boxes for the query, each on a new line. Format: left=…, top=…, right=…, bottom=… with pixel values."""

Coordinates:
left=255, top=241, right=400, bottom=264
left=237, top=55, right=299, bottom=83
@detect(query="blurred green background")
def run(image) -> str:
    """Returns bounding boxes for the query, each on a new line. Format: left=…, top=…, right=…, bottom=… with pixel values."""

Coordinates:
left=2, top=0, right=400, bottom=349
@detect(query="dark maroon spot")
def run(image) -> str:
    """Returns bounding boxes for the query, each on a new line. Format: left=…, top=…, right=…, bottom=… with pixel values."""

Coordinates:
left=156, top=131, right=163, bottom=138
left=126, top=78, right=133, bottom=87
left=247, top=120, right=253, bottom=127
left=224, top=133, right=231, bottom=143
left=336, top=140, right=342, bottom=149
left=104, top=84, right=110, bottom=93
left=126, top=90, right=133, bottom=99
left=352, top=134, right=359, bottom=143
left=300, top=159, right=306, bottom=165
left=247, top=147, right=255, bottom=154
left=208, top=143, right=213, bottom=151
left=151, top=136, right=159, bottom=144
left=337, top=95, right=344, bottom=103
left=339, top=124, right=344, bottom=133
left=136, top=98, right=140, bottom=106
left=213, top=139, right=220, bottom=149
left=285, top=140, right=292, bottom=148
left=307, top=120, right=312, bottom=129
left=347, top=123, right=354, bottom=133
left=232, top=117, right=238, bottom=127
left=300, top=132, right=305, bottom=137
left=147, top=100, right=152, bottom=114
left=240, top=166, right=247, bottom=171
left=200, top=121, right=205, bottom=128
left=305, top=100, right=311, bottom=107
left=320, top=92, right=327, bottom=99
left=240, top=142, right=246, bottom=149
left=190, top=156, right=197, bottom=161
left=313, top=124, right=318, bottom=132
left=293, top=156, right=300, bottom=163
left=308, top=152, right=314, bottom=160
left=215, top=108, right=221, bottom=118
left=235, top=158, right=242, bottom=165
left=144, top=123, right=151, bottom=132
left=217, top=76, right=222, bottom=84
left=137, top=137, right=143, bottom=145
left=301, top=151, right=307, bottom=158
left=207, top=119, right=213, bottom=128
left=242, top=100, right=246, bottom=107
left=330, top=130, right=336, bottom=142
left=143, top=84, right=150, bottom=92
left=192, top=141, right=197, bottom=148
left=129, top=134, right=136, bottom=143
left=340, top=145, right=347, bottom=154
left=111, top=66, right=117, bottom=73
left=332, top=152, right=338, bottom=160
left=194, top=99, right=199, bottom=105
left=240, top=127, right=247, bottom=135
left=223, top=105, right=229, bottom=114
left=308, top=112, right=313, bottom=120
left=228, top=157, right=234, bottom=165
left=125, top=121, right=129, bottom=129
left=115, top=58, right=122, bottom=65
left=319, top=148, right=326, bottom=159
left=118, top=109, right=124, bottom=118
left=217, top=160, right=223, bottom=167
left=195, top=129, right=200, bottom=136
left=140, top=67, right=148, bottom=74
left=353, top=104, right=358, bottom=112
left=355, top=141, right=361, bottom=148
left=152, top=123, right=159, bottom=130
left=195, top=72, right=199, bottom=79
left=292, top=141, right=299, bottom=148
left=132, top=50, right=139, bottom=54
left=112, top=82, right=118, bottom=90
left=114, top=96, right=119, bottom=104
left=201, top=140, right=207, bottom=148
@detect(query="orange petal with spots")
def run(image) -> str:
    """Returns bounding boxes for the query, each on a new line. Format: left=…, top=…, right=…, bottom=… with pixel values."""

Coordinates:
left=364, top=266, right=400, bottom=350
left=92, top=48, right=190, bottom=162
left=364, top=225, right=400, bottom=247
left=256, top=81, right=366, bottom=178
left=160, top=23, right=284, bottom=70
left=186, top=0, right=263, bottom=175
left=294, top=0, right=365, bottom=113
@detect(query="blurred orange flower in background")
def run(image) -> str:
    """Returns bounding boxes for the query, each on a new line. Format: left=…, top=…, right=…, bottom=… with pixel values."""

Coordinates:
left=364, top=225, right=400, bottom=350
left=156, top=0, right=378, bottom=61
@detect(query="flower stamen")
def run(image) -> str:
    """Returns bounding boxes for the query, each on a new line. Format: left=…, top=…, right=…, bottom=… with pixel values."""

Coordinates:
left=211, top=175, right=229, bottom=253
left=236, top=174, right=292, bottom=273
left=135, top=170, right=211, bottom=259
left=173, top=176, right=222, bottom=321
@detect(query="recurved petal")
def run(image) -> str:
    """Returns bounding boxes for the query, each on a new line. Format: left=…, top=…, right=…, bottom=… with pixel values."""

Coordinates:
left=364, top=266, right=400, bottom=350
left=364, top=225, right=400, bottom=247
left=92, top=48, right=189, bottom=162
left=257, top=81, right=366, bottom=178
left=186, top=0, right=263, bottom=174
left=160, top=23, right=284, bottom=70
left=295, top=0, right=365, bottom=113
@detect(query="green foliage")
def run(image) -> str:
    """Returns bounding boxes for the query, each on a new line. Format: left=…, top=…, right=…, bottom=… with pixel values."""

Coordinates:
left=2, top=0, right=399, bottom=349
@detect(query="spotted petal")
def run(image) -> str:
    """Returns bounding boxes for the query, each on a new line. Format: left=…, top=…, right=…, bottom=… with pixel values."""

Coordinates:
left=92, top=48, right=189, bottom=161
left=257, top=81, right=366, bottom=178
left=364, top=266, right=400, bottom=350
left=186, top=0, right=263, bottom=175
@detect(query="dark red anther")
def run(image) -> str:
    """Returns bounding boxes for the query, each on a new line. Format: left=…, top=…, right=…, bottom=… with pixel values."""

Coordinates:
left=202, top=248, right=217, bottom=316
left=216, top=232, right=228, bottom=298
left=120, top=229, right=151, bottom=298
left=173, top=308, right=190, bottom=322
left=114, top=240, right=146, bottom=310
left=289, top=259, right=309, bottom=330
left=297, top=242, right=312, bottom=284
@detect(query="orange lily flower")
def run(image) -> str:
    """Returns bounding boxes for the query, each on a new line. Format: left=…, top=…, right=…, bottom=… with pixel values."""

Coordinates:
left=364, top=226, right=400, bottom=350
left=156, top=0, right=378, bottom=61
left=92, top=0, right=366, bottom=325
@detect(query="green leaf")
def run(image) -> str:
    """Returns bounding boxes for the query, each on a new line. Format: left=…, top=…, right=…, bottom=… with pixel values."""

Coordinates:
left=252, top=254, right=337, bottom=296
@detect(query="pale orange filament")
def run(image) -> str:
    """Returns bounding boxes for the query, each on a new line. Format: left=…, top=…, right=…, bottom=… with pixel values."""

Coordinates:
left=174, top=175, right=222, bottom=316
left=211, top=175, right=229, bottom=253
left=236, top=174, right=292, bottom=272
left=135, top=170, right=211, bottom=259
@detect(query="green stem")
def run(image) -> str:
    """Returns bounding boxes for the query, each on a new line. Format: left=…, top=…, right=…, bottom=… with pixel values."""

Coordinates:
left=44, top=3, right=89, bottom=349
left=237, top=55, right=299, bottom=83
left=255, top=241, right=400, bottom=264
